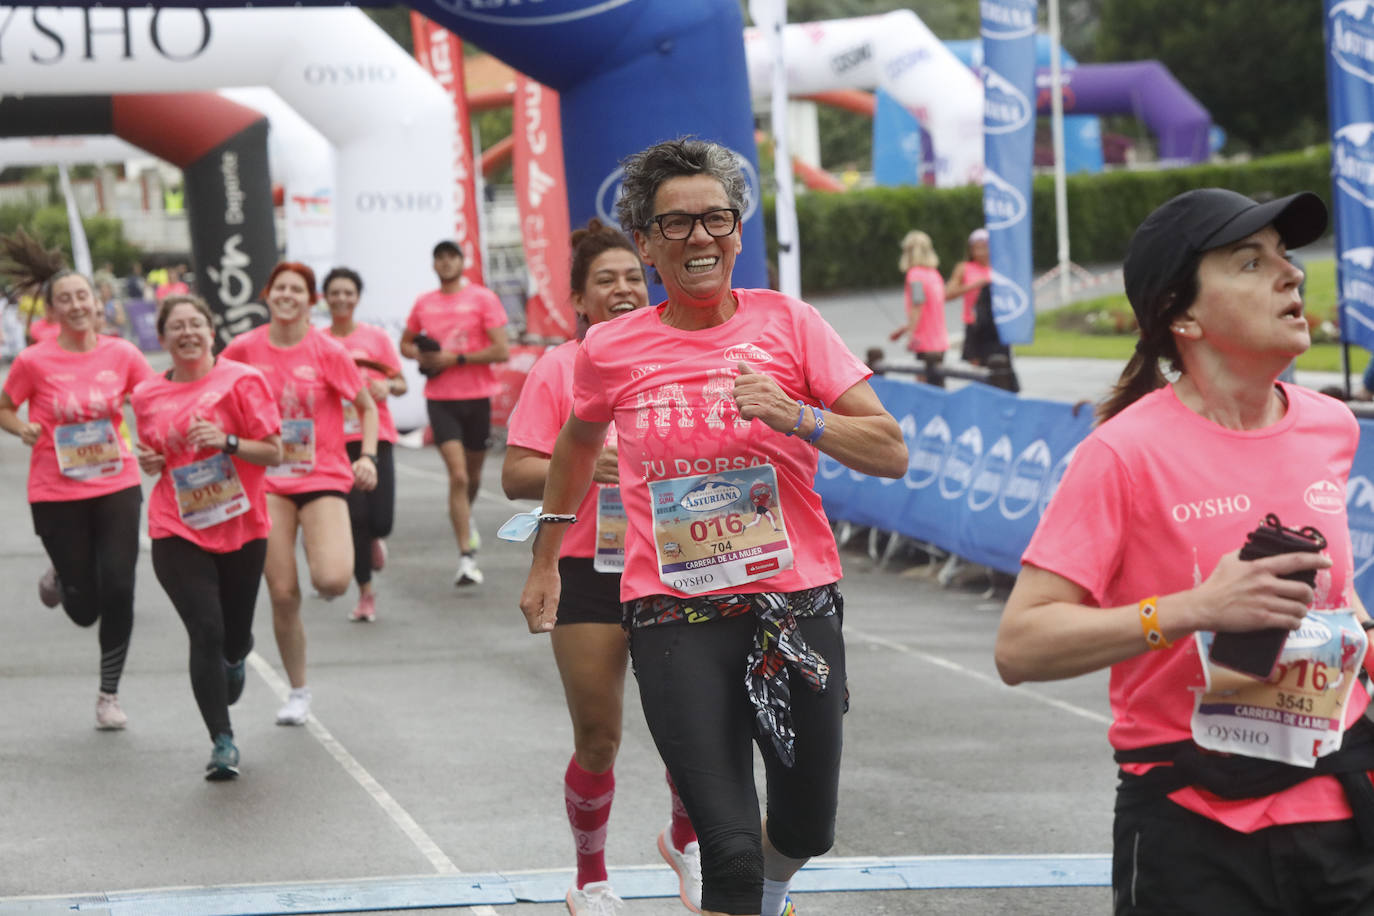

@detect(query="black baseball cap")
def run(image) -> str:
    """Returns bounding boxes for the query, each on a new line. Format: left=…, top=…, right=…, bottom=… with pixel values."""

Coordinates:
left=1123, top=188, right=1327, bottom=337
left=432, top=240, right=463, bottom=258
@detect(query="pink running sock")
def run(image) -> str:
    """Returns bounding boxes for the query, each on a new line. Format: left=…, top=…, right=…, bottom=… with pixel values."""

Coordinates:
left=665, top=770, right=698, bottom=850
left=565, top=756, right=615, bottom=888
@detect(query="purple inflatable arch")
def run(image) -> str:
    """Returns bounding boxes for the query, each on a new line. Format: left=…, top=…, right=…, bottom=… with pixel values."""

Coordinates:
left=1036, top=61, right=1212, bottom=163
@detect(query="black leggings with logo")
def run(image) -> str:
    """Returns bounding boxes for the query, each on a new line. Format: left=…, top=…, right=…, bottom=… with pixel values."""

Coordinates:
left=31, top=484, right=142, bottom=695
left=629, top=612, right=846, bottom=915
left=152, top=536, right=267, bottom=740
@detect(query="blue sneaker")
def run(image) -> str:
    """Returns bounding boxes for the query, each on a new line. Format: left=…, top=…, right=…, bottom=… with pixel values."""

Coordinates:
left=205, top=734, right=239, bottom=781
left=224, top=658, right=246, bottom=706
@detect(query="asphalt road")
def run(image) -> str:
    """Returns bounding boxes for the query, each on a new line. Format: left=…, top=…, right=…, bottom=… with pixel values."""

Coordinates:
left=0, top=410, right=1119, bottom=915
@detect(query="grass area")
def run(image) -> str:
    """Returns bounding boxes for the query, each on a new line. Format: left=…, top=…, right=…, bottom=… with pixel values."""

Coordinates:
left=1018, top=258, right=1370, bottom=375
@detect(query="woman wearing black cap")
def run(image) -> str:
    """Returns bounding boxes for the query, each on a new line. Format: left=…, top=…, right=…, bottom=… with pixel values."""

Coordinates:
left=996, top=188, right=1374, bottom=913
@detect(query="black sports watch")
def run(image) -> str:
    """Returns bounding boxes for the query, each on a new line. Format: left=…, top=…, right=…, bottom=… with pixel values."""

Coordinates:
left=222, top=434, right=239, bottom=455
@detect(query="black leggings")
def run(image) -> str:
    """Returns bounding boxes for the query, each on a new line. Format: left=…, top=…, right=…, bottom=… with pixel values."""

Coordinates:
left=152, top=536, right=267, bottom=740
left=630, top=613, right=846, bottom=915
left=345, top=440, right=395, bottom=586
left=31, top=484, right=142, bottom=694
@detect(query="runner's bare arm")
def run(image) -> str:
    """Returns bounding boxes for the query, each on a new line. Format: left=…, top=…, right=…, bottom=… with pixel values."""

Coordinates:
left=350, top=388, right=379, bottom=492
left=996, top=552, right=1333, bottom=685
left=503, top=444, right=551, bottom=501
left=0, top=391, right=39, bottom=446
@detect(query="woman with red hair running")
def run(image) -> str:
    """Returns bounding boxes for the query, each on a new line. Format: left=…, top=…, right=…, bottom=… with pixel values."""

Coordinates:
left=221, top=262, right=379, bottom=725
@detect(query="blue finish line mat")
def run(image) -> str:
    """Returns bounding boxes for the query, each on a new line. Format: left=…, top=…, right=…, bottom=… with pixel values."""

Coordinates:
left=0, top=854, right=1111, bottom=915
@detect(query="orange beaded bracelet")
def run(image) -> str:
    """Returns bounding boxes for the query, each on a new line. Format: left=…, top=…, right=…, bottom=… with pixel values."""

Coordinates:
left=1138, top=596, right=1172, bottom=650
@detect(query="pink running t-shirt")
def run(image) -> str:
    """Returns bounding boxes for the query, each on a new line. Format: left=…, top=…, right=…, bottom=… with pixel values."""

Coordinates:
left=573, top=288, right=871, bottom=602
left=221, top=325, right=364, bottom=496
left=904, top=265, right=949, bottom=355
left=4, top=336, right=154, bottom=503
left=330, top=323, right=401, bottom=444
left=27, top=317, right=60, bottom=345
left=132, top=359, right=281, bottom=551
left=1023, top=383, right=1366, bottom=833
left=405, top=284, right=508, bottom=401
left=956, top=260, right=990, bottom=326
left=507, top=340, right=619, bottom=560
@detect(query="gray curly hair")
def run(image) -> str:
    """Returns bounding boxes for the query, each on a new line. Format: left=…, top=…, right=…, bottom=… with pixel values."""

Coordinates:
left=614, top=138, right=750, bottom=235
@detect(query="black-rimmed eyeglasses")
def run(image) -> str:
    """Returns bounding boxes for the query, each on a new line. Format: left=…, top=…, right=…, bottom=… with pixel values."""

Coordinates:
left=649, top=208, right=740, bottom=240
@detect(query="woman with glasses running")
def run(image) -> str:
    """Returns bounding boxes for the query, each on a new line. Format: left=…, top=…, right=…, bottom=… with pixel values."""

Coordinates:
left=0, top=247, right=154, bottom=730
left=504, top=219, right=701, bottom=915
left=133, top=295, right=282, bottom=779
left=518, top=139, right=906, bottom=916
left=221, top=262, right=378, bottom=727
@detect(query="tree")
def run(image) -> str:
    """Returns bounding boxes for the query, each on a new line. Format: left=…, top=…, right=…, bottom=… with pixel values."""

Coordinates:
left=1096, top=0, right=1326, bottom=155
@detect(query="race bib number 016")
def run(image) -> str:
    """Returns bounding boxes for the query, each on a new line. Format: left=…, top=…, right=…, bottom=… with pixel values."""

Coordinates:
left=54, top=419, right=123, bottom=481
left=648, top=464, right=792, bottom=595
left=172, top=453, right=250, bottom=530
left=1193, top=610, right=1367, bottom=768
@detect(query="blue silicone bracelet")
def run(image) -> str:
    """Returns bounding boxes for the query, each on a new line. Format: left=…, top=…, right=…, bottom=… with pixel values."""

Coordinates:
left=806, top=405, right=826, bottom=445
left=785, top=399, right=806, bottom=437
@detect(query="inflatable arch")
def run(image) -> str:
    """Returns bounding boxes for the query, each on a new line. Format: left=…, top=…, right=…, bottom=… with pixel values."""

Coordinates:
left=0, top=5, right=456, bottom=343
left=741, top=10, right=985, bottom=187
left=0, top=91, right=278, bottom=343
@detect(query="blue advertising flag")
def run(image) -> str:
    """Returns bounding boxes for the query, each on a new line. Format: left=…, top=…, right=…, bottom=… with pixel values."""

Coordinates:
left=1326, top=1, right=1374, bottom=353
left=981, top=0, right=1038, bottom=346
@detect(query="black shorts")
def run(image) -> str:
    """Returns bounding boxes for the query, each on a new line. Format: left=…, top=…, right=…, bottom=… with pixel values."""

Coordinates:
left=427, top=398, right=492, bottom=452
left=276, top=490, right=347, bottom=510
left=556, top=556, right=622, bottom=626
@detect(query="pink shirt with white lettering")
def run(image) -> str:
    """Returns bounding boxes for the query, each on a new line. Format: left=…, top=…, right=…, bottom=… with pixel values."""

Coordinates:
left=132, top=359, right=281, bottom=551
left=573, top=289, right=871, bottom=602
left=4, top=336, right=154, bottom=503
left=507, top=340, right=619, bottom=560
left=220, top=325, right=364, bottom=496
left=405, top=284, right=507, bottom=400
left=1023, top=383, right=1365, bottom=833
left=330, top=323, right=401, bottom=444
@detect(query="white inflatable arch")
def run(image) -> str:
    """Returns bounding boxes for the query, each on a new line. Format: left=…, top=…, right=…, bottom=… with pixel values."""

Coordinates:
left=0, top=6, right=455, bottom=331
left=743, top=10, right=984, bottom=186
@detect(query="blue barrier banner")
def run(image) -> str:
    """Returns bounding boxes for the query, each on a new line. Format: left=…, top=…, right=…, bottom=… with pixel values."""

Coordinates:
left=817, top=376, right=1093, bottom=574
left=1349, top=419, right=1374, bottom=610
left=980, top=0, right=1037, bottom=346
left=1326, top=1, right=1374, bottom=352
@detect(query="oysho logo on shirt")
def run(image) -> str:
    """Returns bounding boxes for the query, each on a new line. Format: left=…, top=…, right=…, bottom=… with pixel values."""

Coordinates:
left=95, top=369, right=119, bottom=387
left=293, top=366, right=319, bottom=382
left=1305, top=479, right=1347, bottom=514
left=1170, top=493, right=1252, bottom=523
left=724, top=343, right=774, bottom=363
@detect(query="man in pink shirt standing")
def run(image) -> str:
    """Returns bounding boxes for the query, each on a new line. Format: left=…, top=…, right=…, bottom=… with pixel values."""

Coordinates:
left=400, top=240, right=509, bottom=586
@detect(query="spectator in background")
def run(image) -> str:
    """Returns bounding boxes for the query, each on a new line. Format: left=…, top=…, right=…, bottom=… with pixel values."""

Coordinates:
left=946, top=228, right=991, bottom=365
left=889, top=230, right=949, bottom=387
left=123, top=261, right=150, bottom=303
left=156, top=263, right=190, bottom=302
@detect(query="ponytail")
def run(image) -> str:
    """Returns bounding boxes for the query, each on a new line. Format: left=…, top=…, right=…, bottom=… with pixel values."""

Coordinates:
left=1096, top=255, right=1198, bottom=425
left=1096, top=343, right=1170, bottom=425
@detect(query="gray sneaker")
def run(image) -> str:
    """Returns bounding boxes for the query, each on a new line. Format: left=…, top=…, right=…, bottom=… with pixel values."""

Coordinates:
left=205, top=733, right=240, bottom=781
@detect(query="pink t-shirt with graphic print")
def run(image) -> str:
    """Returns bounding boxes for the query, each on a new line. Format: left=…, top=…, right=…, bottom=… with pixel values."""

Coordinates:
left=1023, top=383, right=1366, bottom=833
left=132, top=359, right=281, bottom=551
left=330, top=323, right=401, bottom=444
left=221, top=325, right=364, bottom=496
left=904, top=265, right=949, bottom=355
left=405, top=284, right=507, bottom=401
left=507, top=340, right=621, bottom=561
left=573, top=288, right=871, bottom=602
left=4, top=336, right=154, bottom=503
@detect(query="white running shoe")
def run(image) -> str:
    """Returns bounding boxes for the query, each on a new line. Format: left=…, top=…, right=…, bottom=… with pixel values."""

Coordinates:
left=565, top=881, right=625, bottom=915
left=657, top=829, right=703, bottom=913
left=95, top=692, right=128, bottom=730
left=454, top=554, right=484, bottom=586
left=276, top=687, right=312, bottom=726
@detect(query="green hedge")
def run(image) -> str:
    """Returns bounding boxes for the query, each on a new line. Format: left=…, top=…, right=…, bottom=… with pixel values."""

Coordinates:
left=765, top=146, right=1334, bottom=294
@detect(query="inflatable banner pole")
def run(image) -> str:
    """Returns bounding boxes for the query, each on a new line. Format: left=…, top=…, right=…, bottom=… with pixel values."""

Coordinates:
left=57, top=164, right=93, bottom=276
left=512, top=75, right=574, bottom=339
left=750, top=0, right=800, bottom=297
left=981, top=0, right=1038, bottom=346
left=1324, top=0, right=1374, bottom=393
left=1047, top=0, right=1072, bottom=307
left=410, top=11, right=485, bottom=285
